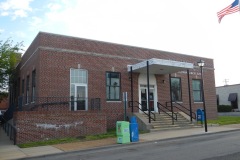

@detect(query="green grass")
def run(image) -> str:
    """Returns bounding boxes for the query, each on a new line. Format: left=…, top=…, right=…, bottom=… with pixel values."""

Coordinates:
left=17, top=128, right=148, bottom=148
left=17, top=137, right=82, bottom=148
left=85, top=129, right=116, bottom=141
left=208, top=116, right=240, bottom=125
left=18, top=129, right=117, bottom=148
left=19, top=116, right=240, bottom=148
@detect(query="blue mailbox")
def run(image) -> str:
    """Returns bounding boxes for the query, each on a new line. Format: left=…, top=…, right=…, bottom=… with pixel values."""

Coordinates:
left=196, top=109, right=205, bottom=124
left=129, top=116, right=139, bottom=142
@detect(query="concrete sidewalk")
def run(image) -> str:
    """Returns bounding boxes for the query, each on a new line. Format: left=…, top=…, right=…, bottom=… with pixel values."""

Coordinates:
left=1, top=124, right=240, bottom=160
left=0, top=128, right=62, bottom=160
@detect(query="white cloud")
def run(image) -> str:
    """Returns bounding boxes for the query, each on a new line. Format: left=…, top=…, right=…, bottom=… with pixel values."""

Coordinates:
left=47, top=3, right=62, bottom=11
left=10, top=31, right=27, bottom=38
left=0, top=0, right=33, bottom=19
left=13, top=9, right=28, bottom=19
left=41, top=0, right=215, bottom=57
left=29, top=16, right=43, bottom=29
left=16, top=31, right=27, bottom=38
left=0, top=0, right=32, bottom=10
left=1, top=11, right=9, bottom=16
left=2, top=0, right=238, bottom=86
left=0, top=28, right=5, bottom=33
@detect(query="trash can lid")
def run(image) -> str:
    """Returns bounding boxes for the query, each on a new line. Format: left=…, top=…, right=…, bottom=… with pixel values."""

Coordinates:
left=130, top=116, right=137, bottom=123
left=197, top=108, right=203, bottom=112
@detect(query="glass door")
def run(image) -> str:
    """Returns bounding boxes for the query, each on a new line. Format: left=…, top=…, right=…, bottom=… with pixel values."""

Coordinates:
left=75, top=85, right=87, bottom=110
left=141, top=88, right=147, bottom=111
left=140, top=85, right=155, bottom=112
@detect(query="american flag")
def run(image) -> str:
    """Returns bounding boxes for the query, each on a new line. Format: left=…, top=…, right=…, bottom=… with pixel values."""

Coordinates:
left=217, top=0, right=240, bottom=23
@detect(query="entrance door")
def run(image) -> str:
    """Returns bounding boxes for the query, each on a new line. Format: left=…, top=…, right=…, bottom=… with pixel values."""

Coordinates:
left=140, top=85, right=155, bottom=112
left=74, top=85, right=87, bottom=110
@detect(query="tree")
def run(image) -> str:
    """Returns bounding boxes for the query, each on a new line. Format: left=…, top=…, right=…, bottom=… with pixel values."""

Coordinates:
left=0, top=38, right=23, bottom=100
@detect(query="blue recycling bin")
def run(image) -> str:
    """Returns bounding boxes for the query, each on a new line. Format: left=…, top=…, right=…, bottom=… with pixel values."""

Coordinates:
left=130, top=116, right=139, bottom=142
left=196, top=109, right=205, bottom=124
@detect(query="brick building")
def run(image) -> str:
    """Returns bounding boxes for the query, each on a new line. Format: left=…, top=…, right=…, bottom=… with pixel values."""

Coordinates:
left=0, top=97, right=8, bottom=111
left=10, top=32, right=217, bottom=144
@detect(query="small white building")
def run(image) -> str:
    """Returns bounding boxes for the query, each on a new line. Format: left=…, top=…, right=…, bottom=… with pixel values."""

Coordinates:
left=216, top=84, right=240, bottom=111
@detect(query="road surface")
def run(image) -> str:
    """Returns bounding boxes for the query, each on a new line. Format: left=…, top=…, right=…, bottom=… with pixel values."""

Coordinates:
left=20, top=130, right=240, bottom=160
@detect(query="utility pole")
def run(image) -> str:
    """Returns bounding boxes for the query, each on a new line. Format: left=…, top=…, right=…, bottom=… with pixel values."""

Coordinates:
left=223, top=79, right=229, bottom=86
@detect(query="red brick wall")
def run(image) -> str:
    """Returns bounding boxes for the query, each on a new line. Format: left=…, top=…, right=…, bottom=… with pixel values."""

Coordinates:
left=0, top=97, right=8, bottom=110
left=156, top=69, right=217, bottom=119
left=35, top=49, right=140, bottom=128
left=14, top=111, right=107, bottom=144
left=20, top=32, right=214, bottom=70
left=15, top=32, right=218, bottom=134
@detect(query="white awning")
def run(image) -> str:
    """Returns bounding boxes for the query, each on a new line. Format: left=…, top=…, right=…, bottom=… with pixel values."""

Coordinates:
left=127, top=58, right=194, bottom=74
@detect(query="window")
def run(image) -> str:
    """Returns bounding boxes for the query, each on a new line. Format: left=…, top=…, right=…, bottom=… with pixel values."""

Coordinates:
left=171, top=77, right=182, bottom=101
left=192, top=79, right=202, bottom=102
left=106, top=72, right=121, bottom=101
left=21, top=79, right=24, bottom=106
left=22, top=79, right=24, bottom=96
left=31, top=70, right=36, bottom=102
left=228, top=93, right=238, bottom=109
left=70, top=69, right=88, bottom=111
left=26, top=75, right=30, bottom=104
left=18, top=78, right=20, bottom=97
left=70, top=69, right=87, bottom=84
left=216, top=95, right=219, bottom=106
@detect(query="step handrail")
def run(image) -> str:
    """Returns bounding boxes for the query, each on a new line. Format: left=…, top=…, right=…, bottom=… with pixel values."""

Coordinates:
left=166, top=101, right=196, bottom=119
left=157, top=102, right=177, bottom=121
left=128, top=101, right=156, bottom=121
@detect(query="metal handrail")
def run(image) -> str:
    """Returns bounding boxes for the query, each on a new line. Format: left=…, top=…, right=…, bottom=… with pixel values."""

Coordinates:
left=157, top=102, right=177, bottom=121
left=128, top=101, right=156, bottom=121
left=166, top=101, right=196, bottom=119
left=3, top=122, right=16, bottom=145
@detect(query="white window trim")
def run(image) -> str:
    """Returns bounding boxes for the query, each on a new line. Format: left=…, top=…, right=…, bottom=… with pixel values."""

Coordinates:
left=70, top=68, right=88, bottom=111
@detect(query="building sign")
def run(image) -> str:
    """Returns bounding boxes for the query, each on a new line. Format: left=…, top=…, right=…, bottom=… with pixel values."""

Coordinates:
left=178, top=70, right=201, bottom=76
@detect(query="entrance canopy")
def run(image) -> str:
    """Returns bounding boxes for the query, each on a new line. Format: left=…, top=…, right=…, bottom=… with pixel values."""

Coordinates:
left=127, top=58, right=194, bottom=74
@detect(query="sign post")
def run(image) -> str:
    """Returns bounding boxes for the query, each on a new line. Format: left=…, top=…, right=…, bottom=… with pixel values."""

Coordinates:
left=123, top=92, right=127, bottom=121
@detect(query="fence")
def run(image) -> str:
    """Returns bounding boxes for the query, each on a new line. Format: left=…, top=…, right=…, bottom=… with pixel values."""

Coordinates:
left=2, top=121, right=16, bottom=145
left=17, top=96, right=101, bottom=111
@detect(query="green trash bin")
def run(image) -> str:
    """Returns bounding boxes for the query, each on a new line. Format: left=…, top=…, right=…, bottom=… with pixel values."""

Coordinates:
left=116, top=121, right=130, bottom=144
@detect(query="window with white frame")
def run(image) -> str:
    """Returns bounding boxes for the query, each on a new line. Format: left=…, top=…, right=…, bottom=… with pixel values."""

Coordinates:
left=192, top=79, right=202, bottom=102
left=70, top=69, right=88, bottom=111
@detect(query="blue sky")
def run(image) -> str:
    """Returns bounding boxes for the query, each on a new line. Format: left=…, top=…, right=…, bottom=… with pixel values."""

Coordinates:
left=0, top=0, right=240, bottom=87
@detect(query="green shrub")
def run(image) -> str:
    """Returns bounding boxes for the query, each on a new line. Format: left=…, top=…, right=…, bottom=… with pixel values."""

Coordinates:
left=217, top=105, right=232, bottom=112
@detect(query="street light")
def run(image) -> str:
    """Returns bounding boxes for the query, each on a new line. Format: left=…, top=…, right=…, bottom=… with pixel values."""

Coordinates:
left=197, top=59, right=208, bottom=132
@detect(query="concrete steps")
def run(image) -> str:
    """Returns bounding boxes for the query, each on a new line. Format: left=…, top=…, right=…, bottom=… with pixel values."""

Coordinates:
left=139, top=112, right=202, bottom=132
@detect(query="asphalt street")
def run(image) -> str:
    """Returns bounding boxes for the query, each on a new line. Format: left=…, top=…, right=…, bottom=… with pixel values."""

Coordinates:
left=19, top=130, right=240, bottom=160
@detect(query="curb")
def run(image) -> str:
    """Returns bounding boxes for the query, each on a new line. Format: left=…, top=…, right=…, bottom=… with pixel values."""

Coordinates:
left=18, top=128, right=240, bottom=159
